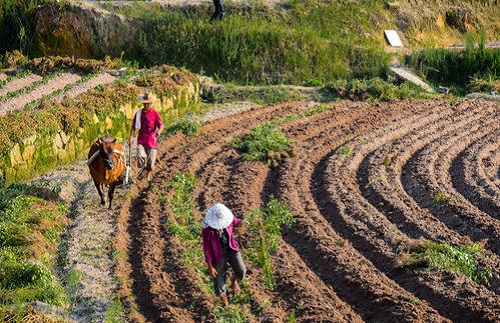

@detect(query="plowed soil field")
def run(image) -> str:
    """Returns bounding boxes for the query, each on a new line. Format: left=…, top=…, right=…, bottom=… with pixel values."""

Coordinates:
left=113, top=98, right=499, bottom=323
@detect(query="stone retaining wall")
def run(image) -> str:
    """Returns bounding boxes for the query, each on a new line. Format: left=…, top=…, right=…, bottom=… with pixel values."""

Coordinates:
left=1, top=81, right=200, bottom=184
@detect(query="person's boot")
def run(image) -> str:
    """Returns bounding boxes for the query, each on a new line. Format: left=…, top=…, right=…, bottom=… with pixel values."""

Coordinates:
left=221, top=295, right=229, bottom=306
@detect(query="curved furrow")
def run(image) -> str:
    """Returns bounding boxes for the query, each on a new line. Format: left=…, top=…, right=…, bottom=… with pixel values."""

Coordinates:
left=452, top=130, right=500, bottom=216
left=318, top=101, right=500, bottom=322
left=279, top=155, right=449, bottom=323
left=126, top=102, right=318, bottom=321
left=356, top=108, right=465, bottom=243
left=192, top=123, right=361, bottom=321
left=401, top=104, right=500, bottom=253
left=126, top=131, right=217, bottom=322
left=356, top=109, right=500, bottom=296
left=357, top=104, right=500, bottom=262
left=193, top=149, right=295, bottom=321
left=128, top=189, right=201, bottom=322
left=274, top=102, right=450, bottom=322
left=123, top=98, right=500, bottom=322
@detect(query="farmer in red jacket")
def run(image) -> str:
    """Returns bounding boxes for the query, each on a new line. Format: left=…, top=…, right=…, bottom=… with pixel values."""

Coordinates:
left=202, top=203, right=247, bottom=305
left=128, top=90, right=164, bottom=182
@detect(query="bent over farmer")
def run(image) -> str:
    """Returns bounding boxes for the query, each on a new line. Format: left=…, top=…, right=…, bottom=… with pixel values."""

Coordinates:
left=128, top=90, right=164, bottom=182
left=202, top=203, right=247, bottom=305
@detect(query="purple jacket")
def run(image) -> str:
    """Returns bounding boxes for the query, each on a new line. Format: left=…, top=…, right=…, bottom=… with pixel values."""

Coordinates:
left=202, top=217, right=242, bottom=266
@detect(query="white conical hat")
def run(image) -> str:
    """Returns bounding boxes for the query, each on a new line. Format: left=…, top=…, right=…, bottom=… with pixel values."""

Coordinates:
left=204, top=204, right=234, bottom=229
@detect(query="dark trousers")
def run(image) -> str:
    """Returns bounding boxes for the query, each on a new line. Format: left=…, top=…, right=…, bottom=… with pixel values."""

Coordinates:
left=210, top=0, right=224, bottom=21
left=212, top=247, right=246, bottom=297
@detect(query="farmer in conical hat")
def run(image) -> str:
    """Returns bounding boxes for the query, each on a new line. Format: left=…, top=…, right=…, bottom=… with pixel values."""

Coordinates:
left=128, top=90, right=164, bottom=182
left=202, top=203, right=247, bottom=306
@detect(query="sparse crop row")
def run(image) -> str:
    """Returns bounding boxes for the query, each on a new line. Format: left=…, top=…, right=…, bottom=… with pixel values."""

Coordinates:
left=0, top=70, right=63, bottom=104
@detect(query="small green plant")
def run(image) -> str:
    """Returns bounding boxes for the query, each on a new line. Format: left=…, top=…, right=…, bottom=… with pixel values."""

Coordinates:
left=246, top=196, right=294, bottom=290
left=213, top=304, right=250, bottom=323
left=406, top=241, right=492, bottom=286
left=336, top=146, right=351, bottom=158
left=302, top=79, right=323, bottom=87
left=233, top=122, right=294, bottom=166
left=288, top=308, right=296, bottom=323
left=433, top=192, right=448, bottom=205
left=105, top=295, right=124, bottom=323
left=301, top=104, right=333, bottom=117
left=407, top=297, right=420, bottom=306
left=383, top=155, right=391, bottom=167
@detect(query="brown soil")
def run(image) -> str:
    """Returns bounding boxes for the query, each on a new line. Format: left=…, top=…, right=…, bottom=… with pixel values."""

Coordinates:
left=112, top=98, right=499, bottom=322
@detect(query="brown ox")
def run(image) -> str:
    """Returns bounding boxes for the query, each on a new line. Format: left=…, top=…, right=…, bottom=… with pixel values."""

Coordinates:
left=87, top=135, right=125, bottom=210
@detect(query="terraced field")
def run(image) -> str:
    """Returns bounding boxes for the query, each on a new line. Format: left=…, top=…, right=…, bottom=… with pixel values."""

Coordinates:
left=2, top=66, right=498, bottom=322
left=116, top=98, right=499, bottom=322
left=0, top=70, right=117, bottom=115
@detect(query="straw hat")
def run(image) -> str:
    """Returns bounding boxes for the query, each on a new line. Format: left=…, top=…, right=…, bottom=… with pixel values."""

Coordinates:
left=204, top=204, right=234, bottom=229
left=138, top=90, right=157, bottom=104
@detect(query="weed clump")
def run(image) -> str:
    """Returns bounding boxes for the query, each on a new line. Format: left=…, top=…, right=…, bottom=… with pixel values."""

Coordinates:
left=404, top=240, right=492, bottom=286
left=165, top=118, right=202, bottom=137
left=233, top=123, right=295, bottom=167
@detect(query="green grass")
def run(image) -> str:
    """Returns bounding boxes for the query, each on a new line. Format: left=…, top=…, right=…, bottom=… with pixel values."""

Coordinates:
left=92, top=0, right=393, bottom=85
left=408, top=32, right=500, bottom=95
left=205, top=84, right=307, bottom=104
left=0, top=181, right=68, bottom=308
left=407, top=241, right=492, bottom=286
